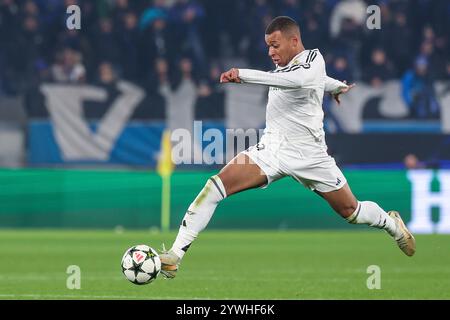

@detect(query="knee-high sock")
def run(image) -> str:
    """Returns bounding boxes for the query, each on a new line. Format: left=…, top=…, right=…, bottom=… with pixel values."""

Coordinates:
left=346, top=201, right=400, bottom=238
left=170, top=175, right=227, bottom=259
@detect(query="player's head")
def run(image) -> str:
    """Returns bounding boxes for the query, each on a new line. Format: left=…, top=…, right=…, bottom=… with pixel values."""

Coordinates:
left=265, top=16, right=304, bottom=67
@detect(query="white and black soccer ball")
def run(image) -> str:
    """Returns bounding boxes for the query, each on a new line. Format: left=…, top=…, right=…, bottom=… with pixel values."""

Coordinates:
left=121, top=245, right=161, bottom=285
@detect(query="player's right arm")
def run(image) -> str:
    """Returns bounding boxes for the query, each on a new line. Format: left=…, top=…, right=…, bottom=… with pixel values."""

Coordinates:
left=220, top=51, right=324, bottom=88
left=225, top=51, right=325, bottom=89
left=236, top=63, right=323, bottom=89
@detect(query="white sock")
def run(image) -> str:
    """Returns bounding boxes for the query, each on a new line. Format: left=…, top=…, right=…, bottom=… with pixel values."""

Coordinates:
left=170, top=175, right=227, bottom=259
left=346, top=201, right=399, bottom=238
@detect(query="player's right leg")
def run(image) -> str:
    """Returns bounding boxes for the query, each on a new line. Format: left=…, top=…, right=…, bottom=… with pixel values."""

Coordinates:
left=159, top=153, right=268, bottom=278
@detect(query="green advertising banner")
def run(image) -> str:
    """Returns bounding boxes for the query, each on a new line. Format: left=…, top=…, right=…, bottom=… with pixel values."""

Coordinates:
left=0, top=169, right=448, bottom=233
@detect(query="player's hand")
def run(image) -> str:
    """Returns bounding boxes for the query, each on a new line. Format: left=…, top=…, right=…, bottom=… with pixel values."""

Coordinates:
left=332, top=81, right=355, bottom=105
left=220, top=68, right=241, bottom=83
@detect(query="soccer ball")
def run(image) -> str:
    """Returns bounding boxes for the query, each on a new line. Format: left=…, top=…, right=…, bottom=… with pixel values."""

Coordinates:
left=121, top=245, right=161, bottom=285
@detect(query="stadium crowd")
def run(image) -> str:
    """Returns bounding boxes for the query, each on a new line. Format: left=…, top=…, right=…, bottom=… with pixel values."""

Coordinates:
left=0, top=0, right=449, bottom=119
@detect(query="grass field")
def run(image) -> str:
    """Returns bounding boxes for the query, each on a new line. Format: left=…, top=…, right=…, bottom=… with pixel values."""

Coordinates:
left=0, top=229, right=449, bottom=300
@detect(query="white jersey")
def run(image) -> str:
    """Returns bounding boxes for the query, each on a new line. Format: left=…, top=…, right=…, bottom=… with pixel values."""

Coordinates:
left=238, top=49, right=347, bottom=143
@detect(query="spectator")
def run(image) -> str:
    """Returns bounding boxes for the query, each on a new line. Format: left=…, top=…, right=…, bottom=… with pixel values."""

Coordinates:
left=7, top=15, right=44, bottom=93
left=56, top=27, right=93, bottom=76
left=139, top=0, right=168, bottom=31
left=179, top=57, right=195, bottom=83
left=384, top=12, right=413, bottom=77
left=22, top=0, right=39, bottom=17
left=112, top=0, right=132, bottom=29
left=155, top=58, right=169, bottom=85
left=144, top=57, right=169, bottom=94
left=33, top=0, right=65, bottom=30
left=323, top=56, right=349, bottom=133
left=93, top=18, right=120, bottom=67
left=279, top=0, right=301, bottom=23
left=97, top=62, right=117, bottom=86
left=403, top=154, right=425, bottom=170
left=330, top=10, right=364, bottom=80
left=417, top=39, right=445, bottom=80
left=159, top=57, right=197, bottom=134
left=138, top=9, right=172, bottom=82
left=196, top=63, right=225, bottom=120
left=301, top=0, right=330, bottom=50
left=148, top=14, right=170, bottom=57
left=363, top=48, right=395, bottom=87
left=117, top=11, right=140, bottom=81
left=327, top=55, right=352, bottom=83
left=402, top=57, right=440, bottom=119
left=51, top=47, right=86, bottom=83
left=247, top=0, right=274, bottom=69
left=329, top=0, right=366, bottom=39
left=35, top=58, right=51, bottom=83
left=169, top=0, right=206, bottom=73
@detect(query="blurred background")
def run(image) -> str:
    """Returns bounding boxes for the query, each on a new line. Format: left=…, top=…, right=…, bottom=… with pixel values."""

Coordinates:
left=0, top=0, right=449, bottom=232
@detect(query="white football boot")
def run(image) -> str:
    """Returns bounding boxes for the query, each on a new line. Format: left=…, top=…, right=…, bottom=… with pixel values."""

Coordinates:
left=159, top=245, right=181, bottom=279
left=388, top=211, right=416, bottom=257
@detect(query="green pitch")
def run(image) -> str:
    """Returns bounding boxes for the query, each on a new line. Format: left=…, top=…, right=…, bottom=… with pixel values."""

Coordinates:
left=0, top=230, right=449, bottom=300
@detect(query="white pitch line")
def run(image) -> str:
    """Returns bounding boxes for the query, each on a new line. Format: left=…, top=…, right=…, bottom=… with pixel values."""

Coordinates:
left=0, top=275, right=305, bottom=282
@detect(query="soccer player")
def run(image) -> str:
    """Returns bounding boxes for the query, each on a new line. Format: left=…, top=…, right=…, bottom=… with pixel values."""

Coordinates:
left=159, top=16, right=415, bottom=279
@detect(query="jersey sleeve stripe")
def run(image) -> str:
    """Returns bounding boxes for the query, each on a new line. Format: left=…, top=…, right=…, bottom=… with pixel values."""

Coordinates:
left=305, top=50, right=312, bottom=64
left=308, top=51, right=317, bottom=63
left=271, top=64, right=309, bottom=73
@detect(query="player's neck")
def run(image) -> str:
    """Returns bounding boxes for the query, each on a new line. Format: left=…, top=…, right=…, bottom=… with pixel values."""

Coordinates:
left=288, top=45, right=306, bottom=64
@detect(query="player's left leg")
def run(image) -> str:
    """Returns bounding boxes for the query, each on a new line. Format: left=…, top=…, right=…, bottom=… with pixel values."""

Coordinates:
left=316, top=183, right=416, bottom=256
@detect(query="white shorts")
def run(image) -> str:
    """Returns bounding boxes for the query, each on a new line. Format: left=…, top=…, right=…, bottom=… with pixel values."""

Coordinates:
left=242, top=133, right=347, bottom=193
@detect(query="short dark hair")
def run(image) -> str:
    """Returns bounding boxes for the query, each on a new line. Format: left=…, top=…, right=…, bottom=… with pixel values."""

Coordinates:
left=265, top=16, right=300, bottom=36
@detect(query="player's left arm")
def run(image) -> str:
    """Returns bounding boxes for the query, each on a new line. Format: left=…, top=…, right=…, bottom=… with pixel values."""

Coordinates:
left=325, top=76, right=355, bottom=105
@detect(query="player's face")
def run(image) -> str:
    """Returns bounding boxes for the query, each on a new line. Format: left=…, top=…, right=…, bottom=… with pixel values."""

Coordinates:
left=265, top=31, right=296, bottom=67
